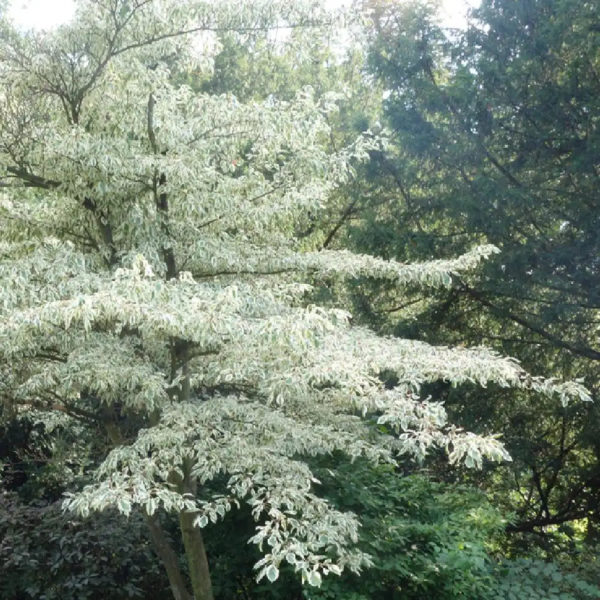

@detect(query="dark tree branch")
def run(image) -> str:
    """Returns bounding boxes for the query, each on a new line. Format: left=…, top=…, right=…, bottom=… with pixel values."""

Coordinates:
left=5, top=166, right=60, bottom=189
left=321, top=197, right=359, bottom=249
left=461, top=285, right=600, bottom=361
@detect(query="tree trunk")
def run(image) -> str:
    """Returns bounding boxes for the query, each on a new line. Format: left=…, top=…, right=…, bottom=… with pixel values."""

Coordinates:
left=180, top=510, right=214, bottom=600
left=145, top=512, right=194, bottom=600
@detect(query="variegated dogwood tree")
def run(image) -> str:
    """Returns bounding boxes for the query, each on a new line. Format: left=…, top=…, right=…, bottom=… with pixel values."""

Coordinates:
left=0, top=1, right=591, bottom=599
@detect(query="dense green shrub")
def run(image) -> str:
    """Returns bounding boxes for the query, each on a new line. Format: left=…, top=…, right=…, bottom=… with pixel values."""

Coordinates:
left=0, top=492, right=168, bottom=600
left=489, top=558, right=600, bottom=600
left=303, top=461, right=502, bottom=600
left=198, top=459, right=507, bottom=599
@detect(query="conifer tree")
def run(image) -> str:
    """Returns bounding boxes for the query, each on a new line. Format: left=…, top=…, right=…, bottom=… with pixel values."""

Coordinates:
left=0, top=2, right=590, bottom=599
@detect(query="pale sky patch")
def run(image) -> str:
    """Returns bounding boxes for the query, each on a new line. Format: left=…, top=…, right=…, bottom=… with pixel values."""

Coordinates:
left=440, top=0, right=480, bottom=29
left=7, top=0, right=76, bottom=30
left=6, top=0, right=480, bottom=31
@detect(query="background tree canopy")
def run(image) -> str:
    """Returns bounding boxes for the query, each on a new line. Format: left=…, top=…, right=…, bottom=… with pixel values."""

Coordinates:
left=0, top=0, right=599, bottom=599
left=358, top=0, right=600, bottom=549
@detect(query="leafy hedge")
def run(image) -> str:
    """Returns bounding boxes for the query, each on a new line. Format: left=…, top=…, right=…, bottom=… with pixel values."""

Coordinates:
left=0, top=492, right=168, bottom=600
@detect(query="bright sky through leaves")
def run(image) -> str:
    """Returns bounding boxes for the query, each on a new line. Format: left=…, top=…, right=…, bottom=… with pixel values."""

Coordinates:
left=7, top=0, right=480, bottom=31
left=7, top=0, right=75, bottom=29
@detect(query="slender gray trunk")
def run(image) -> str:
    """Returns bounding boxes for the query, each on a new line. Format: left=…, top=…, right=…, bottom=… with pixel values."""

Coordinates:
left=180, top=510, right=215, bottom=600
left=145, top=513, right=194, bottom=600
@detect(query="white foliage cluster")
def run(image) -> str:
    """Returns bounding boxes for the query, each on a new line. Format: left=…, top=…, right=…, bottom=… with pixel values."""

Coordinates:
left=0, top=0, right=591, bottom=587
